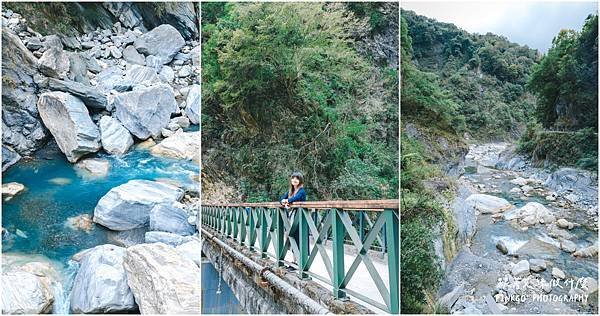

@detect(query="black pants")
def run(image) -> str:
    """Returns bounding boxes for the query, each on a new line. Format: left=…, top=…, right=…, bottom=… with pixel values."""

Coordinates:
left=288, top=208, right=300, bottom=261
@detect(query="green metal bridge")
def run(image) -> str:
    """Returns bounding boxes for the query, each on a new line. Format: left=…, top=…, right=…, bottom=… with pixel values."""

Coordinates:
left=201, top=199, right=399, bottom=314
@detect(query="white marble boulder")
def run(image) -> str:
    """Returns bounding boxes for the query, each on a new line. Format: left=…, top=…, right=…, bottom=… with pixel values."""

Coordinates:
left=37, top=91, right=101, bottom=163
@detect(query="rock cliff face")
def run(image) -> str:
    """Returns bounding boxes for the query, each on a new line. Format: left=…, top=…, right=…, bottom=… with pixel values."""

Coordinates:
left=403, top=122, right=468, bottom=177
left=3, top=3, right=198, bottom=40
left=2, top=27, right=48, bottom=169
left=354, top=3, right=399, bottom=68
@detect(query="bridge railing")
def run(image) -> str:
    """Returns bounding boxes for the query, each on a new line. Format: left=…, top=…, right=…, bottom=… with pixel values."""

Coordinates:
left=201, top=200, right=399, bottom=314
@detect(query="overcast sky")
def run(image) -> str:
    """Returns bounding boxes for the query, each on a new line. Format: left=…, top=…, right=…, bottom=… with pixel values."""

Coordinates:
left=401, top=1, right=598, bottom=52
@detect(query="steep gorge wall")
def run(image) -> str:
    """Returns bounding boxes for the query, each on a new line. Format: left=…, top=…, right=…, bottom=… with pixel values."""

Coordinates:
left=2, top=28, right=48, bottom=169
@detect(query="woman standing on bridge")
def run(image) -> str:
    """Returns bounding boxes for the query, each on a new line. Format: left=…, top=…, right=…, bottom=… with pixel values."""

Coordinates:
left=280, top=172, right=307, bottom=270
left=280, top=172, right=307, bottom=207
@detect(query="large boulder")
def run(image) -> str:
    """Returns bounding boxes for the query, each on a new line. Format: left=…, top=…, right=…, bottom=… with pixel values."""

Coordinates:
left=37, top=92, right=101, bottom=163
left=134, top=24, right=185, bottom=64
left=185, top=84, right=199, bottom=124
left=75, top=158, right=110, bottom=177
left=1, top=271, right=54, bottom=314
left=99, top=116, right=134, bottom=156
left=43, top=35, right=63, bottom=51
left=2, top=28, right=48, bottom=162
left=452, top=183, right=478, bottom=245
left=150, top=131, right=199, bottom=162
left=47, top=78, right=107, bottom=109
left=62, top=36, right=82, bottom=50
left=67, top=53, right=89, bottom=85
left=515, top=237, right=561, bottom=259
left=38, top=47, right=70, bottom=78
left=93, top=180, right=184, bottom=230
left=465, top=194, right=513, bottom=215
left=556, top=218, right=577, bottom=230
left=123, top=243, right=200, bottom=314
left=511, top=260, right=530, bottom=278
left=113, top=84, right=177, bottom=139
left=574, top=244, right=598, bottom=258
left=503, top=202, right=556, bottom=226
left=149, top=202, right=195, bottom=235
left=70, top=245, right=137, bottom=313
left=509, top=177, right=528, bottom=186
left=2, top=182, right=26, bottom=200
left=560, top=239, right=577, bottom=253
left=529, top=259, right=547, bottom=273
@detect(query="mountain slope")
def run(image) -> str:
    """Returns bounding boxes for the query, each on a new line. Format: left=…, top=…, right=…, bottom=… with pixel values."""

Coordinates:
left=402, top=9, right=540, bottom=140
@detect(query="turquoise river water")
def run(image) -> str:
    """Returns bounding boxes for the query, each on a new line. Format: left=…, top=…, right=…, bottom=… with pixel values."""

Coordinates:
left=2, top=138, right=199, bottom=313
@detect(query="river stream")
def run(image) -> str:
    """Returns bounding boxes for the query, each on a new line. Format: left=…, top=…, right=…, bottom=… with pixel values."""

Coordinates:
left=441, top=143, right=598, bottom=314
left=2, top=140, right=199, bottom=313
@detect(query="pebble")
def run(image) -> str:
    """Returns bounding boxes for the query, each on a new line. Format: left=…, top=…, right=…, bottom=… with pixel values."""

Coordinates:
left=528, top=259, right=546, bottom=273
left=552, top=267, right=566, bottom=280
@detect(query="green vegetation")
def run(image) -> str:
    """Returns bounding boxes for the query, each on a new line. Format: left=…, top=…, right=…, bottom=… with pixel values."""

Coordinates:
left=402, top=9, right=539, bottom=140
left=519, top=14, right=598, bottom=170
left=400, top=133, right=449, bottom=313
left=347, top=3, right=389, bottom=33
left=518, top=124, right=598, bottom=170
left=4, top=2, right=80, bottom=35
left=202, top=3, right=398, bottom=201
left=400, top=16, right=459, bottom=313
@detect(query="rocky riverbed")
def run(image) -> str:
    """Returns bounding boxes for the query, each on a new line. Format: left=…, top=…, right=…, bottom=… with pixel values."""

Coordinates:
left=439, top=143, right=598, bottom=314
left=1, top=4, right=200, bottom=314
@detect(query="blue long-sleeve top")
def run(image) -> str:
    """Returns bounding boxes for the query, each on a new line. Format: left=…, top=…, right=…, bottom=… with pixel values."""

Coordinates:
left=280, top=187, right=307, bottom=204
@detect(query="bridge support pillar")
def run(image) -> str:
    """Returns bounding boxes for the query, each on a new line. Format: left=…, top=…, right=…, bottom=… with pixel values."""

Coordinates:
left=298, top=208, right=311, bottom=280
left=332, top=209, right=347, bottom=300
left=260, top=208, right=269, bottom=259
left=275, top=208, right=285, bottom=267
left=385, top=209, right=399, bottom=314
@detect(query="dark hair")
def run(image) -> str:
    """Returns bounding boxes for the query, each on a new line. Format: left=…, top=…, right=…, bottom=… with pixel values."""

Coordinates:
left=288, top=172, right=304, bottom=198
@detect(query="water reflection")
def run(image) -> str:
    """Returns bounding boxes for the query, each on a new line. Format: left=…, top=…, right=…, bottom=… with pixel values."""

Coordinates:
left=201, top=258, right=245, bottom=314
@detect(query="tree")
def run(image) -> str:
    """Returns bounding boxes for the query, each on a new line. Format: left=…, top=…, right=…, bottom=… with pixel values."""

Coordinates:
left=527, top=15, right=598, bottom=130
